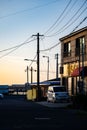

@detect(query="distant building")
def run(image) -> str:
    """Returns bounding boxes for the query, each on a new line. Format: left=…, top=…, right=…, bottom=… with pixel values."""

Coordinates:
left=60, top=26, right=87, bottom=95
left=9, top=84, right=26, bottom=95
left=0, top=85, right=9, bottom=94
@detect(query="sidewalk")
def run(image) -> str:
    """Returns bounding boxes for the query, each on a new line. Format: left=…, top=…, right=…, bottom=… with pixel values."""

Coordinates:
left=37, top=101, right=72, bottom=108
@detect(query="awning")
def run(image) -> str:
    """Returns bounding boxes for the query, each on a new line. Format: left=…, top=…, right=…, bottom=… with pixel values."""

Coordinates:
left=71, top=66, right=87, bottom=77
left=71, top=67, right=82, bottom=76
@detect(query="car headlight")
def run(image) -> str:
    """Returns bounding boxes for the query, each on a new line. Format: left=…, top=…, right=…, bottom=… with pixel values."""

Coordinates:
left=53, top=93, right=55, bottom=97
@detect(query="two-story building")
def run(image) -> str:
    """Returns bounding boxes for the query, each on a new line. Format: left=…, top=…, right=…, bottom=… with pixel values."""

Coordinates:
left=60, top=26, right=87, bottom=95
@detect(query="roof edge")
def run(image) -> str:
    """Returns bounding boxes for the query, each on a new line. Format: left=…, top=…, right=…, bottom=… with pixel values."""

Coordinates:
left=59, top=26, right=87, bottom=41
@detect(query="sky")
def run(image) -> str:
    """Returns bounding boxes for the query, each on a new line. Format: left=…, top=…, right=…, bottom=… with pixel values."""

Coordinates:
left=0, top=0, right=87, bottom=85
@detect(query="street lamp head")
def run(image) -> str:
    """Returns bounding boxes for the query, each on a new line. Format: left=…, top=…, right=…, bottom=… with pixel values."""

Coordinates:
left=43, top=56, right=46, bottom=58
left=43, top=55, right=49, bottom=58
left=24, top=59, right=37, bottom=62
left=24, top=59, right=28, bottom=61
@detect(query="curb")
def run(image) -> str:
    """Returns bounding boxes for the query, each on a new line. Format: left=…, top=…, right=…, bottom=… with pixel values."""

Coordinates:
left=36, top=101, right=72, bottom=108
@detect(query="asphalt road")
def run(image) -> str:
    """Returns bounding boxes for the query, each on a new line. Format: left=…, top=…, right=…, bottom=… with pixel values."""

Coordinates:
left=0, top=95, right=87, bottom=130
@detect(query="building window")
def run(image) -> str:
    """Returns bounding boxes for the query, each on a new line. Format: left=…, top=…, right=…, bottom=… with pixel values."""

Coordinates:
left=75, top=36, right=85, bottom=56
left=63, top=42, right=71, bottom=57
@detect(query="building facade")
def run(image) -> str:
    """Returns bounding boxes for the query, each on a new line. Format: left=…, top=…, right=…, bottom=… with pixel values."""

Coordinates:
left=60, top=26, right=87, bottom=95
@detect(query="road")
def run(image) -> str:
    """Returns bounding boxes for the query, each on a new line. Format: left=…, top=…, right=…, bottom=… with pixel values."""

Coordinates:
left=0, top=95, right=87, bottom=130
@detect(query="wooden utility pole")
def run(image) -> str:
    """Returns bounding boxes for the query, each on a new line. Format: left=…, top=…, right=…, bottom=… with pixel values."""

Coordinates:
left=55, top=53, right=58, bottom=78
left=30, top=66, right=36, bottom=83
left=32, top=33, right=43, bottom=101
left=30, top=67, right=33, bottom=84
left=26, top=66, right=29, bottom=83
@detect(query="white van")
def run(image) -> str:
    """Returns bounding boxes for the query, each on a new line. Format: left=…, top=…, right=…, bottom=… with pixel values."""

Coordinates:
left=47, top=85, right=70, bottom=103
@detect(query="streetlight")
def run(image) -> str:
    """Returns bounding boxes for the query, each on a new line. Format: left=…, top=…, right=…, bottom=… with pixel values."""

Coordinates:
left=43, top=56, right=49, bottom=81
left=24, top=59, right=37, bottom=62
left=25, top=66, right=29, bottom=83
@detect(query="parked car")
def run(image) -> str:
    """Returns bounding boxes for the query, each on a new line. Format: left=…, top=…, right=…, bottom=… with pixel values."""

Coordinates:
left=0, top=93, right=4, bottom=99
left=47, top=85, right=70, bottom=103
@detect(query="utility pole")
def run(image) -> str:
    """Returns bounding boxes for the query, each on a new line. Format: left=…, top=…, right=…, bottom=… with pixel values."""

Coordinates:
left=82, top=42, right=85, bottom=94
left=30, top=67, right=33, bottom=84
left=55, top=53, right=58, bottom=78
left=79, top=45, right=81, bottom=84
left=47, top=57, right=49, bottom=81
left=43, top=56, right=49, bottom=81
left=32, top=33, right=44, bottom=101
left=26, top=66, right=29, bottom=83
left=30, top=66, right=36, bottom=83
left=24, top=59, right=37, bottom=84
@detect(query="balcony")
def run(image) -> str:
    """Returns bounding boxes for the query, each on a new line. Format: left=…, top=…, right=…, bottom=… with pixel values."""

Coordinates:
left=75, top=47, right=86, bottom=56
left=63, top=50, right=71, bottom=57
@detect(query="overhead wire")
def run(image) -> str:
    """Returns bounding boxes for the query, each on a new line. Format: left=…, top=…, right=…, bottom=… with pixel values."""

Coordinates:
left=45, top=0, right=78, bottom=35
left=0, top=36, right=33, bottom=53
left=44, top=0, right=72, bottom=35
left=40, top=0, right=87, bottom=67
left=0, top=0, right=59, bottom=60
left=40, top=42, right=61, bottom=52
left=46, top=0, right=87, bottom=37
left=0, top=0, right=86, bottom=59
left=40, top=7, right=87, bottom=54
left=71, top=17, right=87, bottom=32
left=55, top=6, right=87, bottom=35
left=0, top=38, right=36, bottom=59
left=0, top=0, right=87, bottom=82
left=41, top=0, right=86, bottom=55
left=0, top=0, right=58, bottom=19
left=29, top=54, right=37, bottom=68
left=25, top=54, right=37, bottom=72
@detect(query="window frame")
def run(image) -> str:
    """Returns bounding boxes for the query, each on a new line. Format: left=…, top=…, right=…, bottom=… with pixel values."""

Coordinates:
left=63, top=41, right=71, bottom=57
left=75, top=36, right=85, bottom=56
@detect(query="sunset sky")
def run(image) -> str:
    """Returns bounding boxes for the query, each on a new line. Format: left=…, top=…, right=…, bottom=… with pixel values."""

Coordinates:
left=0, top=0, right=87, bottom=85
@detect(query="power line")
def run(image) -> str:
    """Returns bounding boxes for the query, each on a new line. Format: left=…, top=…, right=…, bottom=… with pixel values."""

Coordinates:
left=0, top=1, right=86, bottom=59
left=0, top=38, right=36, bottom=59
left=29, top=54, right=37, bottom=68
left=40, top=42, right=60, bottom=52
left=45, top=0, right=78, bottom=35
left=0, top=36, right=35, bottom=53
left=46, top=0, right=87, bottom=37
left=57, top=6, right=87, bottom=35
left=0, top=0, right=58, bottom=19
left=44, top=0, right=72, bottom=35
left=72, top=17, right=87, bottom=32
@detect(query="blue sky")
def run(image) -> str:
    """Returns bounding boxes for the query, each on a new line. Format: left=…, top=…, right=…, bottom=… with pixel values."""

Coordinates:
left=0, top=0, right=87, bottom=85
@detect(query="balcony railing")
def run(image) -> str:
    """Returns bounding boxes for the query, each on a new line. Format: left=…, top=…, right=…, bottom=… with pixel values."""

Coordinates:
left=63, top=50, right=71, bottom=57
left=75, top=47, right=86, bottom=56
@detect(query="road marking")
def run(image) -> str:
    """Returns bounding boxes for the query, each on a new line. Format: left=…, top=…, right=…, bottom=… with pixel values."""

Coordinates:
left=34, top=117, right=51, bottom=120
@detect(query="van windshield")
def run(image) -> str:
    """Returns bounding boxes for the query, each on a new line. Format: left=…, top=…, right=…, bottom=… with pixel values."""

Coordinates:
left=53, top=87, right=66, bottom=92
